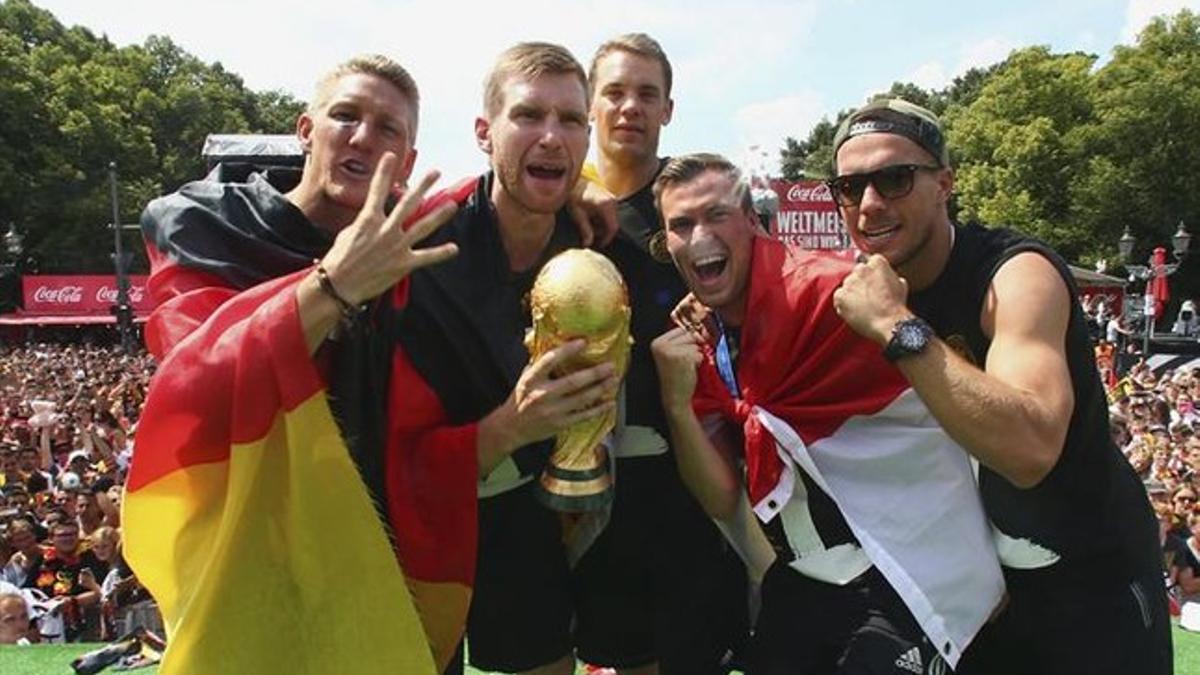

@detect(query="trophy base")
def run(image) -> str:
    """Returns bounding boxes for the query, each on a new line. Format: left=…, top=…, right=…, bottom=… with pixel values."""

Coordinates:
left=535, top=462, right=613, bottom=513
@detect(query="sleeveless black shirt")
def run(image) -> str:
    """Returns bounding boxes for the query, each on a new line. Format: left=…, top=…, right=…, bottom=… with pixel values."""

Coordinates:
left=908, top=222, right=1161, bottom=587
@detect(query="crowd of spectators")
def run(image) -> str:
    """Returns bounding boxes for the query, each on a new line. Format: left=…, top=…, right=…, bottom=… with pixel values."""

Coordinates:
left=2, top=297, right=1196, bottom=647
left=1107, top=363, right=1200, bottom=612
left=1086, top=290, right=1200, bottom=616
left=0, top=341, right=160, bottom=645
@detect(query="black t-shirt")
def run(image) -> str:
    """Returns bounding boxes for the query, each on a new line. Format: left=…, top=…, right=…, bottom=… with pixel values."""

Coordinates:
left=25, top=546, right=103, bottom=596
left=600, top=162, right=689, bottom=442
left=909, top=223, right=1161, bottom=586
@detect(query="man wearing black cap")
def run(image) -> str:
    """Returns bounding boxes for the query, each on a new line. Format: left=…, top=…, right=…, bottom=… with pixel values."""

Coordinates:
left=830, top=99, right=1171, bottom=674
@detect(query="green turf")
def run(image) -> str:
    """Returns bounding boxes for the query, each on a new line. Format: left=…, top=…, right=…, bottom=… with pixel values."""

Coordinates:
left=0, top=643, right=570, bottom=675
left=1178, top=621, right=1200, bottom=675
left=4, top=625, right=1200, bottom=674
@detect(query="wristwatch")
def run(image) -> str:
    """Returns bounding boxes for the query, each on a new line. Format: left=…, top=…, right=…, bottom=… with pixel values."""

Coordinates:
left=883, top=317, right=934, bottom=362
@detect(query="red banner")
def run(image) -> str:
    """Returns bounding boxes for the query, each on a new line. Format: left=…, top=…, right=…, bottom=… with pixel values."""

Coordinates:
left=768, top=179, right=850, bottom=250
left=21, top=275, right=152, bottom=315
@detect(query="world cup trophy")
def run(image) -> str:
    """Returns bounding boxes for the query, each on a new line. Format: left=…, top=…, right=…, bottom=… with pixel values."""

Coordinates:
left=527, top=248, right=631, bottom=512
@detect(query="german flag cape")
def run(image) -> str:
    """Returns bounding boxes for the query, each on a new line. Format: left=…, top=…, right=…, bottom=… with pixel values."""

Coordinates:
left=127, top=167, right=477, bottom=673
left=690, top=237, right=1003, bottom=666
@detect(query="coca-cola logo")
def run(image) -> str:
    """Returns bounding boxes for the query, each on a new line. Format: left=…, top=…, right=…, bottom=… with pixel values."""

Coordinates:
left=95, top=286, right=146, bottom=304
left=32, top=286, right=84, bottom=304
left=786, top=182, right=833, bottom=203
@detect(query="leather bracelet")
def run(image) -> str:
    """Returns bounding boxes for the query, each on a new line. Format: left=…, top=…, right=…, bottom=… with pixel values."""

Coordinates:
left=313, top=261, right=363, bottom=323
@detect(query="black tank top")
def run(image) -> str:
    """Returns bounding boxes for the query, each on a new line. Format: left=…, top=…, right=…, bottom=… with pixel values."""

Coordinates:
left=908, top=223, right=1160, bottom=586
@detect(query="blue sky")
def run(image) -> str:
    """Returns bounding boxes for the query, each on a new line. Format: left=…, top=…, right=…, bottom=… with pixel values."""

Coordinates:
left=30, top=0, right=1200, bottom=181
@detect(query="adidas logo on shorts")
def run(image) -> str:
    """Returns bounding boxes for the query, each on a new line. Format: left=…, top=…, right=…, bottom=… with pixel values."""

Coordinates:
left=895, top=646, right=923, bottom=674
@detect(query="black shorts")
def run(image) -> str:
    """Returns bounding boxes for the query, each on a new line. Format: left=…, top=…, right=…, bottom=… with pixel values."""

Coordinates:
left=466, top=482, right=573, bottom=672
left=572, top=455, right=749, bottom=673
left=957, top=566, right=1172, bottom=675
left=748, top=562, right=948, bottom=675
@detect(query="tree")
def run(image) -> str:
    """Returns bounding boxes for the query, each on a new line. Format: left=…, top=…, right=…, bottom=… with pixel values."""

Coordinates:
left=778, top=113, right=847, bottom=180
left=945, top=46, right=1097, bottom=258
left=0, top=0, right=306, bottom=274
left=1077, top=10, right=1200, bottom=308
left=778, top=137, right=806, bottom=181
left=941, top=64, right=1003, bottom=111
left=778, top=73, right=990, bottom=181
left=1081, top=11, right=1200, bottom=261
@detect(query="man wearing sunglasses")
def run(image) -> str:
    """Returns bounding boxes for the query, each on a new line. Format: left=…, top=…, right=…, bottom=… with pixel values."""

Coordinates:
left=830, top=99, right=1170, bottom=675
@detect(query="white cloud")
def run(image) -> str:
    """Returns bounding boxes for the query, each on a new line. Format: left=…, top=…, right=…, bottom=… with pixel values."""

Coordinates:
left=960, top=37, right=1015, bottom=73
left=1122, top=0, right=1200, bottom=42
left=733, top=91, right=825, bottom=175
left=901, top=36, right=1015, bottom=93
left=906, top=62, right=949, bottom=91
left=35, top=0, right=821, bottom=180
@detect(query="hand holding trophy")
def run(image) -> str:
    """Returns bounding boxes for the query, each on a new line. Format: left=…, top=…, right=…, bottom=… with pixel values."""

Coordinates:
left=526, top=249, right=632, bottom=512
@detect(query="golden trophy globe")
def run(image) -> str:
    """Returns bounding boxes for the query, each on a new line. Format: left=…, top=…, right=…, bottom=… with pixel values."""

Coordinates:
left=527, top=248, right=632, bottom=512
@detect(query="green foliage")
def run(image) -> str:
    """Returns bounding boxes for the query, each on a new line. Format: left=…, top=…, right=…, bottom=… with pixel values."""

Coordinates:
left=777, top=113, right=845, bottom=180
left=778, top=62, right=1002, bottom=181
left=778, top=137, right=806, bottom=182
left=0, top=0, right=305, bottom=273
left=777, top=8, right=1200, bottom=303
left=946, top=47, right=1098, bottom=258
left=945, top=11, right=1200, bottom=283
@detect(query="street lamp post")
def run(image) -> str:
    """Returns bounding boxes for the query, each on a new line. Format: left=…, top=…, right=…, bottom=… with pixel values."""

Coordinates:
left=108, top=162, right=134, bottom=352
left=3, top=223, right=22, bottom=260
left=1, top=223, right=24, bottom=314
left=1118, top=221, right=1192, bottom=356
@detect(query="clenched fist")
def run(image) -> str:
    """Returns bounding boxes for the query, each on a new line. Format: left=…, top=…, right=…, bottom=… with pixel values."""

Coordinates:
left=833, top=254, right=912, bottom=345
left=651, top=327, right=705, bottom=413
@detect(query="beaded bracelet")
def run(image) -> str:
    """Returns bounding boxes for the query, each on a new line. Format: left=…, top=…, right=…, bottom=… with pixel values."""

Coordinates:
left=313, top=261, right=364, bottom=323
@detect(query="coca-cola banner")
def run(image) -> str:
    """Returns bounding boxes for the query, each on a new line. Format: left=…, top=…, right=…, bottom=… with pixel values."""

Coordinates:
left=768, top=179, right=850, bottom=250
left=21, top=276, right=152, bottom=315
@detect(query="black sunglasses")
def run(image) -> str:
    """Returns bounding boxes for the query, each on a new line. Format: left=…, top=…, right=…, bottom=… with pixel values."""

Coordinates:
left=826, top=164, right=941, bottom=207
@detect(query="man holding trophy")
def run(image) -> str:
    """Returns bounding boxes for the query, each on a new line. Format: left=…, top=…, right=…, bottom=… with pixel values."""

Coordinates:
left=390, top=42, right=625, bottom=675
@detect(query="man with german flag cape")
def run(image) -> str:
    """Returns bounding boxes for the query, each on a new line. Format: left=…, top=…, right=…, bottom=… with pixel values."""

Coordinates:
left=129, top=49, right=618, bottom=675
left=127, top=54, right=531, bottom=675
left=649, top=153, right=1003, bottom=674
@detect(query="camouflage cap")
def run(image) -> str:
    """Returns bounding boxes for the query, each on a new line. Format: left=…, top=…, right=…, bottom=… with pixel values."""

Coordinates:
left=832, top=98, right=949, bottom=169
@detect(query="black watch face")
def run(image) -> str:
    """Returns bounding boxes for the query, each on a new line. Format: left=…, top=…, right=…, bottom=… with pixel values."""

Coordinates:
left=885, top=318, right=931, bottom=362
left=897, top=322, right=927, bottom=351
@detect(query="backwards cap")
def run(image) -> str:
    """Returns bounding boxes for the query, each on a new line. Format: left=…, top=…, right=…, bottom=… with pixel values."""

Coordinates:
left=832, top=98, right=949, bottom=169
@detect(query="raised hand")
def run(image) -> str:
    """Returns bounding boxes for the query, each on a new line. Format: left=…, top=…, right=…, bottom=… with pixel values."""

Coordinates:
left=670, top=293, right=716, bottom=344
left=299, top=153, right=460, bottom=350
left=318, top=152, right=460, bottom=305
